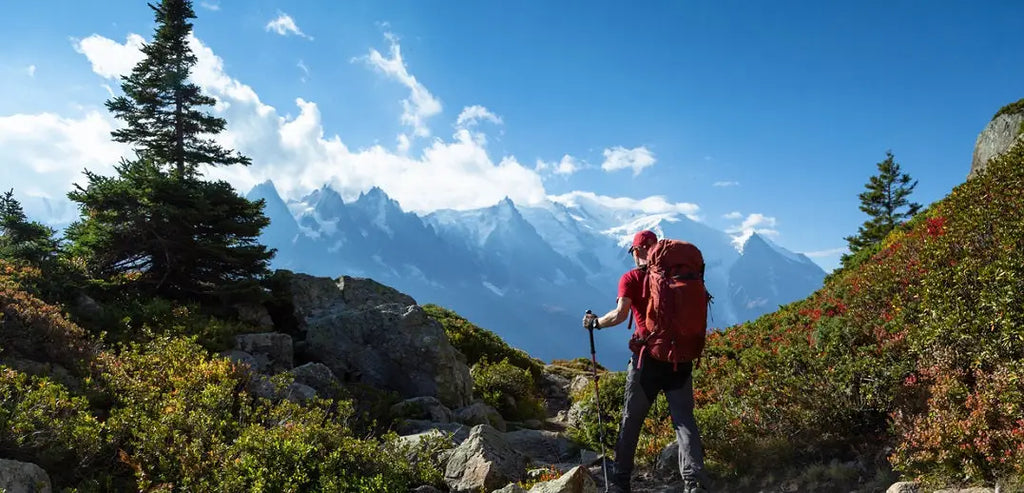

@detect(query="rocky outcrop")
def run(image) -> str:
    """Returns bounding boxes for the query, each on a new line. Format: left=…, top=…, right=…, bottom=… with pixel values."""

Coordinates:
left=392, top=396, right=454, bottom=423
left=0, top=459, right=51, bottom=493
left=444, top=425, right=527, bottom=493
left=970, top=106, right=1024, bottom=178
left=284, top=273, right=473, bottom=408
left=455, top=402, right=507, bottom=432
left=234, top=332, right=294, bottom=374
left=288, top=362, right=340, bottom=396
left=504, top=429, right=589, bottom=466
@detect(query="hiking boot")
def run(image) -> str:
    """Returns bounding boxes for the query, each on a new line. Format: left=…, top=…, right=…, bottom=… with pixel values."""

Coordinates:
left=683, top=480, right=708, bottom=493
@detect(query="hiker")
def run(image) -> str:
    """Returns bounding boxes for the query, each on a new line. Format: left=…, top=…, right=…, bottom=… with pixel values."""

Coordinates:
left=583, top=229, right=711, bottom=493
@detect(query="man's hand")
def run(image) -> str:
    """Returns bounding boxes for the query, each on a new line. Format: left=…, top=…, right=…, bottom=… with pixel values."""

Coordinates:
left=582, top=312, right=599, bottom=330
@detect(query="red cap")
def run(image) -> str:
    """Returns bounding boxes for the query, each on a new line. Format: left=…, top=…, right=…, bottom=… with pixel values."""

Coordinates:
left=628, top=230, right=657, bottom=254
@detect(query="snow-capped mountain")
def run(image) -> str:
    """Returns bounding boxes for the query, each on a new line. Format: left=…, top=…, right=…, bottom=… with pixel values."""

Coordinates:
left=248, top=181, right=826, bottom=363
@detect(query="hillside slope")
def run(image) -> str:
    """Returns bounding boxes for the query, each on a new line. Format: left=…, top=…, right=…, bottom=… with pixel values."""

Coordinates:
left=693, top=140, right=1024, bottom=487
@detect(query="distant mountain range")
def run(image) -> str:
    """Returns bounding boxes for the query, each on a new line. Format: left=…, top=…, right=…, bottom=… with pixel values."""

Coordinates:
left=248, top=181, right=826, bottom=364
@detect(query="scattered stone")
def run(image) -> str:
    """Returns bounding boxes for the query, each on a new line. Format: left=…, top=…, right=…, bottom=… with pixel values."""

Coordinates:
left=0, top=459, right=52, bottom=493
left=887, top=482, right=920, bottom=493
left=527, top=465, right=596, bottom=493
left=235, top=332, right=294, bottom=374
left=444, top=425, right=526, bottom=493
left=391, top=396, right=454, bottom=423
left=455, top=402, right=507, bottom=432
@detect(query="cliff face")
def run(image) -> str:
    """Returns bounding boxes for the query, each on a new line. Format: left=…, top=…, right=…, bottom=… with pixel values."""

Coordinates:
left=970, top=100, right=1024, bottom=179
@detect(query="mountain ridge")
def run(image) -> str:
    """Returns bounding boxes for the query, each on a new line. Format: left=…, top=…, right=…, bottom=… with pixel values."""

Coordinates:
left=250, top=182, right=827, bottom=362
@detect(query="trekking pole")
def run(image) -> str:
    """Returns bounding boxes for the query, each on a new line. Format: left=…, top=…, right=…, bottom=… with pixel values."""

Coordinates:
left=585, top=310, right=610, bottom=492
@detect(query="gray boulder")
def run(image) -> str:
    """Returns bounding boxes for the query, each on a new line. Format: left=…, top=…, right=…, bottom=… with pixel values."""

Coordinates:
left=538, top=369, right=572, bottom=419
left=397, top=420, right=472, bottom=445
left=455, top=402, right=507, bottom=432
left=444, top=424, right=527, bottom=493
left=504, top=429, right=587, bottom=466
left=411, top=486, right=443, bottom=493
left=305, top=302, right=472, bottom=408
left=0, top=459, right=51, bottom=493
left=289, top=362, right=340, bottom=396
left=235, top=302, right=274, bottom=330
left=219, top=349, right=257, bottom=370
left=886, top=482, right=919, bottom=493
left=528, top=465, right=596, bottom=493
left=234, top=332, right=294, bottom=374
left=970, top=107, right=1024, bottom=179
left=494, top=484, right=528, bottom=493
left=284, top=273, right=417, bottom=328
left=392, top=396, right=454, bottom=423
left=250, top=374, right=317, bottom=402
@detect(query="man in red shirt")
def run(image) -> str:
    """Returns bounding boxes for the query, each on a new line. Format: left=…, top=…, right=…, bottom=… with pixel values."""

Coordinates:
left=583, top=230, right=710, bottom=493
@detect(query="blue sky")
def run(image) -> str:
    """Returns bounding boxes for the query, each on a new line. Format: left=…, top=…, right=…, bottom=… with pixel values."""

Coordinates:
left=2, top=1, right=1023, bottom=272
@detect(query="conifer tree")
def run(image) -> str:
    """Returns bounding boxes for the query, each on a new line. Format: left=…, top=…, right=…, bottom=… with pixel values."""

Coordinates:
left=67, top=0, right=273, bottom=302
left=844, top=151, right=922, bottom=257
left=0, top=189, right=58, bottom=267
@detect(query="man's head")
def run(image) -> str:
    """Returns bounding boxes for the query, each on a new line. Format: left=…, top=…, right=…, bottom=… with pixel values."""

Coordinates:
left=628, top=230, right=657, bottom=267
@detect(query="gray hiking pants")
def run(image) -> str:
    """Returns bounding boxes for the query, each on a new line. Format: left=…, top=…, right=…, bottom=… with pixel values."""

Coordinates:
left=612, top=355, right=710, bottom=487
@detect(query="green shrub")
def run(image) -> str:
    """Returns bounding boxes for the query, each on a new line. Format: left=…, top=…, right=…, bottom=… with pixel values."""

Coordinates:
left=99, top=335, right=439, bottom=491
left=0, top=261, right=99, bottom=375
left=0, top=367, right=104, bottom=485
left=568, top=370, right=626, bottom=454
left=424, top=304, right=544, bottom=379
left=472, top=357, right=546, bottom=422
left=694, top=140, right=1024, bottom=484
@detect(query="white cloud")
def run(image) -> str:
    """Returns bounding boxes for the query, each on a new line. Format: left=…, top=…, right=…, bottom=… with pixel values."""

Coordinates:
left=550, top=191, right=700, bottom=221
left=359, top=33, right=442, bottom=141
left=297, top=60, right=310, bottom=82
left=199, top=1, right=220, bottom=11
left=26, top=65, right=36, bottom=77
left=63, top=32, right=545, bottom=214
left=73, top=34, right=145, bottom=79
left=601, top=146, right=655, bottom=176
left=536, top=155, right=581, bottom=176
left=456, top=105, right=502, bottom=128
left=725, top=213, right=780, bottom=250
left=802, top=247, right=846, bottom=258
left=723, top=211, right=742, bottom=220
left=0, top=110, right=129, bottom=224
left=265, top=13, right=312, bottom=40
left=713, top=180, right=739, bottom=187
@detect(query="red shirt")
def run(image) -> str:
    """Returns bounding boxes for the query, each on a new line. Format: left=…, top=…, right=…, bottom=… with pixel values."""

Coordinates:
left=618, top=268, right=648, bottom=335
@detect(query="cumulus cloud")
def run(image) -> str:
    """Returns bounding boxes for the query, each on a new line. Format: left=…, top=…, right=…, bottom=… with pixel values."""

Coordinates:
left=723, top=211, right=742, bottom=220
left=726, top=213, right=780, bottom=250
left=713, top=180, right=739, bottom=187
left=802, top=247, right=847, bottom=258
left=199, top=1, right=220, bottom=11
left=0, top=110, right=129, bottom=224
left=265, top=13, right=312, bottom=40
left=73, top=34, right=145, bottom=79
left=359, top=33, right=442, bottom=142
left=536, top=155, right=581, bottom=176
left=26, top=65, right=36, bottom=77
left=61, top=31, right=545, bottom=214
left=601, top=146, right=655, bottom=176
left=456, top=105, right=502, bottom=128
left=550, top=191, right=700, bottom=221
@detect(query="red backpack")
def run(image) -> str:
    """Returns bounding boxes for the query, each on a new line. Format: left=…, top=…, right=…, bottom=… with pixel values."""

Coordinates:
left=633, top=239, right=711, bottom=365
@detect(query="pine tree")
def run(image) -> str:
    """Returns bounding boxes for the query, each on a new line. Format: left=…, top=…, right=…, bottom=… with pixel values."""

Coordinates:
left=67, top=0, right=273, bottom=302
left=106, top=0, right=249, bottom=178
left=844, top=151, right=922, bottom=257
left=0, top=189, right=58, bottom=267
